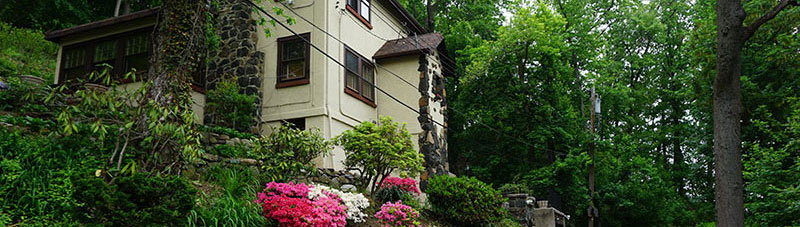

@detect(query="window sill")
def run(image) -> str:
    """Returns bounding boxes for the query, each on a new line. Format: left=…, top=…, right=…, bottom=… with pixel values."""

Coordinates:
left=276, top=78, right=310, bottom=88
left=346, top=5, right=372, bottom=30
left=345, top=88, right=376, bottom=108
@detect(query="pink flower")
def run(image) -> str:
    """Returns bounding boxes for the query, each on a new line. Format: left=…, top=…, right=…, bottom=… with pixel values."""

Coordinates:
left=378, top=177, right=421, bottom=195
left=255, top=182, right=348, bottom=227
left=374, top=201, right=421, bottom=227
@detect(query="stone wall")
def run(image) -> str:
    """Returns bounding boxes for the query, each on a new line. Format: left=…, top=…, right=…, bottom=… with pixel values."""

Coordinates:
left=205, top=0, right=265, bottom=122
left=417, top=52, right=449, bottom=190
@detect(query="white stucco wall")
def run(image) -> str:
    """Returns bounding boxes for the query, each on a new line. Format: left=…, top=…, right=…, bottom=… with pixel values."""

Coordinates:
left=255, top=0, right=425, bottom=170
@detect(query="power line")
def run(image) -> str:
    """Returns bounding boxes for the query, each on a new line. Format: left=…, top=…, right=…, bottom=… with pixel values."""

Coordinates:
left=268, top=1, right=547, bottom=151
left=245, top=0, right=447, bottom=129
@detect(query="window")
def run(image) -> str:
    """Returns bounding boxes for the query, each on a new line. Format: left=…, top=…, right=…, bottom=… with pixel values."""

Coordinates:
left=346, top=0, right=371, bottom=28
left=59, top=28, right=156, bottom=83
left=344, top=47, right=375, bottom=107
left=276, top=33, right=310, bottom=88
left=282, top=118, right=305, bottom=130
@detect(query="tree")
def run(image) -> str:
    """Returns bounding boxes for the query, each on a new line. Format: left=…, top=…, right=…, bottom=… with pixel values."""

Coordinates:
left=335, top=116, right=424, bottom=192
left=713, top=0, right=796, bottom=226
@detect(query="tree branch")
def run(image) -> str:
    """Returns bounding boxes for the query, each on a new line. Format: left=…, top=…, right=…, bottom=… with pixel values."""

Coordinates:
left=745, top=0, right=798, bottom=38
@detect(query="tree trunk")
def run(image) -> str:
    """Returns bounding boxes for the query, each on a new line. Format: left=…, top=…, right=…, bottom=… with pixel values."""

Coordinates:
left=425, top=0, right=434, bottom=31
left=714, top=1, right=747, bottom=226
left=142, top=0, right=208, bottom=173
left=714, top=0, right=796, bottom=225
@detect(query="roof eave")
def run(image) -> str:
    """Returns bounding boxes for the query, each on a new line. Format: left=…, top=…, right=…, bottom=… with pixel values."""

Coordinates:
left=45, top=8, right=160, bottom=42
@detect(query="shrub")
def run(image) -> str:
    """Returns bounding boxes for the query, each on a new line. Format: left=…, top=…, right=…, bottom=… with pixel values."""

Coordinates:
left=188, top=192, right=266, bottom=227
left=253, top=124, right=331, bottom=182
left=427, top=175, right=508, bottom=226
left=0, top=22, right=57, bottom=81
left=498, top=183, right=531, bottom=195
left=73, top=173, right=198, bottom=226
left=0, top=76, right=49, bottom=113
left=375, top=177, right=420, bottom=204
left=335, top=116, right=424, bottom=192
left=0, top=127, right=101, bottom=225
left=255, top=182, right=347, bottom=227
left=205, top=78, right=258, bottom=132
left=310, top=184, right=370, bottom=223
left=374, top=201, right=421, bottom=227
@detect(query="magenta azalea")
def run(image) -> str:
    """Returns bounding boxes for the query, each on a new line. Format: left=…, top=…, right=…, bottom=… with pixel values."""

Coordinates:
left=374, top=201, right=421, bottom=227
left=255, top=182, right=347, bottom=227
left=379, top=177, right=420, bottom=195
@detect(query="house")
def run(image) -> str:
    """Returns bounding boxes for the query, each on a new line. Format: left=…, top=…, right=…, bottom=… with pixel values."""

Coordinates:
left=44, top=0, right=451, bottom=179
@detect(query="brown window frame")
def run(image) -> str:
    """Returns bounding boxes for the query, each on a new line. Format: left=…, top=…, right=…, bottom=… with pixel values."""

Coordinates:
left=343, top=46, right=376, bottom=107
left=346, top=0, right=372, bottom=29
left=276, top=33, right=311, bottom=88
left=58, top=27, right=154, bottom=84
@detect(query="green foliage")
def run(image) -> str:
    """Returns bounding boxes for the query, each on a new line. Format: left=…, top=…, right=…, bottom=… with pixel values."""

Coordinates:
left=208, top=144, right=252, bottom=158
left=0, top=127, right=102, bottom=226
left=0, top=22, right=57, bottom=81
left=497, top=183, right=530, bottom=195
left=253, top=124, right=331, bottom=182
left=199, top=124, right=257, bottom=139
left=426, top=175, right=508, bottom=226
left=335, top=116, right=424, bottom=192
left=189, top=165, right=266, bottom=227
left=374, top=187, right=412, bottom=205
left=0, top=76, right=50, bottom=113
left=73, top=173, right=197, bottom=226
left=205, top=78, right=258, bottom=133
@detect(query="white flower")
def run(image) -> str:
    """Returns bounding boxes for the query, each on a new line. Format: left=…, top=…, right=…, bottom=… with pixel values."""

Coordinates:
left=310, top=183, right=370, bottom=223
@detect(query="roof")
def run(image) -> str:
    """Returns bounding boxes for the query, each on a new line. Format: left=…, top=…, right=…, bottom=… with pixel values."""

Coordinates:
left=45, top=8, right=159, bottom=42
left=373, top=32, right=443, bottom=60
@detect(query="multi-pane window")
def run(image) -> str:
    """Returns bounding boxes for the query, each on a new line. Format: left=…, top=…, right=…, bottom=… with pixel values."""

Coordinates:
left=347, top=0, right=371, bottom=24
left=124, top=33, right=150, bottom=74
left=344, top=47, right=375, bottom=104
left=276, top=33, right=310, bottom=88
left=61, top=47, right=87, bottom=81
left=59, top=28, right=154, bottom=83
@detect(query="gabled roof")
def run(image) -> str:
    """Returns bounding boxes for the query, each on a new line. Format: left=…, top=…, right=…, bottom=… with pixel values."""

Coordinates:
left=44, top=8, right=159, bottom=42
left=372, top=32, right=443, bottom=60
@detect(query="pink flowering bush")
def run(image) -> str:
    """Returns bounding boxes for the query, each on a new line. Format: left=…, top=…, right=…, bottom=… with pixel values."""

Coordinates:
left=374, top=201, right=421, bottom=227
left=255, top=182, right=347, bottom=227
left=379, top=177, right=420, bottom=195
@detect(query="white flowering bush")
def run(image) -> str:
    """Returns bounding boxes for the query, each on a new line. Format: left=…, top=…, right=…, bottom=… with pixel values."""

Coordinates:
left=309, top=184, right=370, bottom=223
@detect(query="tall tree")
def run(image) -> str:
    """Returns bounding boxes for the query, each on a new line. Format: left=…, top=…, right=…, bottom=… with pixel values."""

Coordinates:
left=713, top=0, right=796, bottom=226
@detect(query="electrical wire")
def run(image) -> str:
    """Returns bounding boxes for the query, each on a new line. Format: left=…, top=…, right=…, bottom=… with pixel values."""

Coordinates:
left=267, top=0, right=546, bottom=150
left=245, top=0, right=447, bottom=129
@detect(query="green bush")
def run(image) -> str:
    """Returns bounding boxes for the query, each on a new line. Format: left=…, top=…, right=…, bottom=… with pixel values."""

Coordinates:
left=426, top=175, right=508, bottom=226
left=199, top=124, right=257, bottom=139
left=498, top=183, right=531, bottom=195
left=0, top=127, right=100, bottom=226
left=73, top=173, right=197, bottom=226
left=335, top=116, right=424, bottom=192
left=253, top=124, right=331, bottom=182
left=189, top=166, right=266, bottom=226
left=208, top=144, right=252, bottom=158
left=0, top=76, right=50, bottom=113
left=0, top=22, right=57, bottom=81
left=205, top=78, right=258, bottom=133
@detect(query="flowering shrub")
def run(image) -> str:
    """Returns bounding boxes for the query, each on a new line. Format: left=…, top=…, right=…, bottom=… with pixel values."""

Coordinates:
left=376, top=177, right=420, bottom=205
left=379, top=177, right=420, bottom=194
left=310, top=184, right=370, bottom=223
left=374, top=201, right=421, bottom=227
left=255, top=182, right=347, bottom=227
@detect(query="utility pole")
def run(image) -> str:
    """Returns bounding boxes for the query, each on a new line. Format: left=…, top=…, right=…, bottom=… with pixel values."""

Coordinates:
left=588, top=87, right=600, bottom=227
